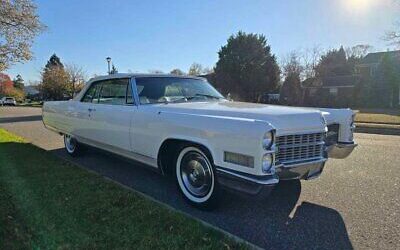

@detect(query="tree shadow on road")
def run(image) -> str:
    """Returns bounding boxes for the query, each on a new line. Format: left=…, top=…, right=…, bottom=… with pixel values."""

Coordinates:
left=0, top=115, right=42, bottom=124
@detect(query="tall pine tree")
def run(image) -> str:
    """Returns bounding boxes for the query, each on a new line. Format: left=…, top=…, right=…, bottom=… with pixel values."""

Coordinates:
left=215, top=31, right=280, bottom=102
left=40, top=54, right=70, bottom=100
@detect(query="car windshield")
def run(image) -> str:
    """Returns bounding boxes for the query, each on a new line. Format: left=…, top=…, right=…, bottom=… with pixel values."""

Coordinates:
left=135, top=77, right=225, bottom=104
left=6, top=98, right=14, bottom=100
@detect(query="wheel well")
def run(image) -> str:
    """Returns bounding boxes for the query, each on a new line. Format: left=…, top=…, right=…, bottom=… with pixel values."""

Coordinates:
left=157, top=139, right=214, bottom=176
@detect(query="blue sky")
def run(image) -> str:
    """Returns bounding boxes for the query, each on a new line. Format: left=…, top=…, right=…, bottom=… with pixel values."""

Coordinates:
left=6, top=0, right=400, bottom=83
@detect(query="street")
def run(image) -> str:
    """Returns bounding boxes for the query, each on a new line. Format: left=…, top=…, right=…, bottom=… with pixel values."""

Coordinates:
left=1, top=106, right=399, bottom=250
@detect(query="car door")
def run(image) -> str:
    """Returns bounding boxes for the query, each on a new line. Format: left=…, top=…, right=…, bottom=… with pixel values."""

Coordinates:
left=73, top=81, right=102, bottom=140
left=89, top=78, right=134, bottom=151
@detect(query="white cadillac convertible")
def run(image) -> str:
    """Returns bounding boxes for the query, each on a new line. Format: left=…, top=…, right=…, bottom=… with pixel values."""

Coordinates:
left=42, top=74, right=357, bottom=209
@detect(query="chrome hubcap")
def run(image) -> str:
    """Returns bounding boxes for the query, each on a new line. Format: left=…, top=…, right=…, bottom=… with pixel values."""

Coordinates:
left=180, top=152, right=212, bottom=198
left=65, top=135, right=76, bottom=152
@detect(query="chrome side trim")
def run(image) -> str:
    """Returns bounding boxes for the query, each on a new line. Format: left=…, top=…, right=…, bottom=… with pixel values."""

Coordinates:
left=75, top=136, right=158, bottom=168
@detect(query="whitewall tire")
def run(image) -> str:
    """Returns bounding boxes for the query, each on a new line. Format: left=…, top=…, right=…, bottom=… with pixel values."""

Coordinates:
left=175, top=146, right=219, bottom=209
left=64, top=134, right=84, bottom=157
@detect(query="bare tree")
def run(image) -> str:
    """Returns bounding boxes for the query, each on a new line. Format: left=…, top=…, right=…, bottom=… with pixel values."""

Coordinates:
left=345, top=44, right=373, bottom=59
left=280, top=51, right=303, bottom=105
left=384, top=21, right=400, bottom=48
left=202, top=67, right=214, bottom=75
left=188, top=63, right=203, bottom=76
left=66, top=63, right=86, bottom=97
left=170, top=68, right=185, bottom=75
left=301, top=45, right=323, bottom=79
left=148, top=69, right=164, bottom=74
left=0, top=0, right=46, bottom=71
left=281, top=51, right=303, bottom=78
left=383, top=0, right=400, bottom=47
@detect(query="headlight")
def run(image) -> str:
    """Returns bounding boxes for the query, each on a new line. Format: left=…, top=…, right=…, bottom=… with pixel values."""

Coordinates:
left=262, top=153, right=273, bottom=173
left=262, top=131, right=274, bottom=149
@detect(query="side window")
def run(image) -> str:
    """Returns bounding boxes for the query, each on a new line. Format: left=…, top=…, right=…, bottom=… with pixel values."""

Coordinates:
left=98, top=79, right=130, bottom=105
left=81, top=82, right=101, bottom=103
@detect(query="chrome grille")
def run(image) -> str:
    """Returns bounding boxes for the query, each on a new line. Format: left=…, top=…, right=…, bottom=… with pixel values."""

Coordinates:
left=276, top=133, right=324, bottom=165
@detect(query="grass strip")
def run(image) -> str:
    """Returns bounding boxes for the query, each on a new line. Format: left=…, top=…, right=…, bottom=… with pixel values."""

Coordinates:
left=355, top=110, right=400, bottom=125
left=0, top=129, right=246, bottom=249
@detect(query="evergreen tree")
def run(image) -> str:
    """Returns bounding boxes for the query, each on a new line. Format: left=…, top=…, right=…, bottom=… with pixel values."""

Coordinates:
left=40, top=54, right=69, bottom=100
left=215, top=31, right=280, bottom=102
left=110, top=64, right=118, bottom=74
left=45, top=54, right=64, bottom=69
left=315, top=46, right=354, bottom=77
left=13, top=74, right=24, bottom=90
left=379, top=54, right=400, bottom=107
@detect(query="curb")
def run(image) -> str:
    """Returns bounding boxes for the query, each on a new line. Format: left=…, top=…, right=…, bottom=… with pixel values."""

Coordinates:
left=355, top=123, right=400, bottom=136
left=355, top=126, right=400, bottom=136
left=53, top=149, right=261, bottom=250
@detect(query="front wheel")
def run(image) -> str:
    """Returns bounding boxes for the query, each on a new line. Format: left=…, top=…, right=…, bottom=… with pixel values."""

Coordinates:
left=175, top=146, right=220, bottom=209
left=64, top=134, right=85, bottom=157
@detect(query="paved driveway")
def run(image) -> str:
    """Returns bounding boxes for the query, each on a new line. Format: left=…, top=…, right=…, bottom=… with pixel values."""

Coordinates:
left=1, top=106, right=399, bottom=249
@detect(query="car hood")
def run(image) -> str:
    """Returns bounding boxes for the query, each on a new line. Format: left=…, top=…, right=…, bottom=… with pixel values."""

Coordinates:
left=157, top=101, right=326, bottom=135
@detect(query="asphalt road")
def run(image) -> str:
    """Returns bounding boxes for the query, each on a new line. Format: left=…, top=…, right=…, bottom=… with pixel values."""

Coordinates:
left=1, top=106, right=399, bottom=250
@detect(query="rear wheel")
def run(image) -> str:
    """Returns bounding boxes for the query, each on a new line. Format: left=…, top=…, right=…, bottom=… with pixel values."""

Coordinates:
left=64, top=134, right=85, bottom=157
left=175, top=146, right=219, bottom=209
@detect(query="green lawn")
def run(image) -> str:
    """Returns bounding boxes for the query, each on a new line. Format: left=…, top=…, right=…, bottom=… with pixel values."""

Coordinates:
left=355, top=109, right=400, bottom=125
left=0, top=129, right=246, bottom=249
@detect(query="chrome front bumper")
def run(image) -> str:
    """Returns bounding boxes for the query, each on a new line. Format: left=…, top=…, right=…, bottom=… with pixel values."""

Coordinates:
left=216, top=142, right=357, bottom=196
left=215, top=158, right=326, bottom=195
left=275, top=158, right=327, bottom=180
left=327, top=142, right=357, bottom=159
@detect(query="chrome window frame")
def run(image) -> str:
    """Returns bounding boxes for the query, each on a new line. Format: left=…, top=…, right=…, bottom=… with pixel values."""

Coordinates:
left=130, top=76, right=225, bottom=106
left=80, top=77, right=135, bottom=106
left=130, top=77, right=140, bottom=106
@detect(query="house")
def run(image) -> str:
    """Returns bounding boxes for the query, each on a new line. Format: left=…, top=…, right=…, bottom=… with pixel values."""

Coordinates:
left=24, top=85, right=40, bottom=96
left=355, top=50, right=400, bottom=107
left=356, top=50, right=400, bottom=77
left=301, top=75, right=361, bottom=107
left=302, top=50, right=400, bottom=108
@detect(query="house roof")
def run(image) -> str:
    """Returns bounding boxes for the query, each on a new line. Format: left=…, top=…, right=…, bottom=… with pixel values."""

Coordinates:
left=302, top=75, right=361, bottom=88
left=24, top=85, right=39, bottom=95
left=360, top=50, right=400, bottom=65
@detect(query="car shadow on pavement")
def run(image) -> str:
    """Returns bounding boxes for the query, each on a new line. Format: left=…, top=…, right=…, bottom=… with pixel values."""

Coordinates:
left=0, top=115, right=42, bottom=124
left=48, top=146, right=353, bottom=250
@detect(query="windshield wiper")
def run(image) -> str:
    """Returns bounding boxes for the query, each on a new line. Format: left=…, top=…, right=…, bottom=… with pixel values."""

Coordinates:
left=168, top=94, right=223, bottom=103
left=186, top=94, right=223, bottom=100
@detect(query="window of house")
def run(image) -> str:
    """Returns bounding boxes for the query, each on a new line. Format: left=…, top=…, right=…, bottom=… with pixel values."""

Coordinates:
left=309, top=88, right=317, bottom=95
left=329, top=87, right=338, bottom=95
left=370, top=65, right=377, bottom=76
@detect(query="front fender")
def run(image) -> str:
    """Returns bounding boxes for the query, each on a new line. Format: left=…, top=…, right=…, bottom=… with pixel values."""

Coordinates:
left=155, top=111, right=274, bottom=176
left=319, top=108, right=355, bottom=143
